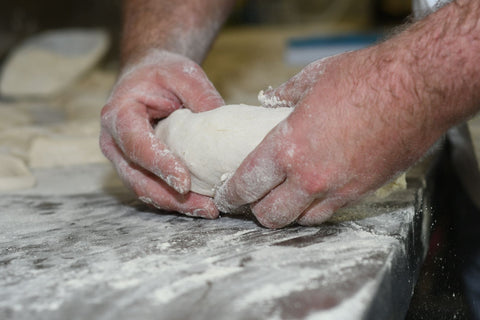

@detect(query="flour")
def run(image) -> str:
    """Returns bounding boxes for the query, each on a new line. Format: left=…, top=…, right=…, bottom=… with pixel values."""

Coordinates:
left=258, top=87, right=292, bottom=108
left=152, top=265, right=241, bottom=304
left=155, top=104, right=292, bottom=199
left=0, top=180, right=421, bottom=319
left=234, top=268, right=322, bottom=308
left=304, top=280, right=377, bottom=320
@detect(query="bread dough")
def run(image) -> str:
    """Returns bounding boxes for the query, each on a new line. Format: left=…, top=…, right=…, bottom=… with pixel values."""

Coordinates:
left=0, top=154, right=36, bottom=192
left=0, top=104, right=33, bottom=130
left=0, top=29, right=110, bottom=97
left=155, top=104, right=292, bottom=196
left=29, top=135, right=108, bottom=168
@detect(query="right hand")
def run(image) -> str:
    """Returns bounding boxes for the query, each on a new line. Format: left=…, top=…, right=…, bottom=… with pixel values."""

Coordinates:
left=100, top=50, right=224, bottom=219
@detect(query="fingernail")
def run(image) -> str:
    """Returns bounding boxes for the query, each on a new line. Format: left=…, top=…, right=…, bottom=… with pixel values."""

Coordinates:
left=184, top=210, right=203, bottom=218
left=185, top=208, right=218, bottom=219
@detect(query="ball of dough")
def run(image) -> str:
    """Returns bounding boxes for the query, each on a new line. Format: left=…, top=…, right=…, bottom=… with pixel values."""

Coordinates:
left=155, top=104, right=292, bottom=196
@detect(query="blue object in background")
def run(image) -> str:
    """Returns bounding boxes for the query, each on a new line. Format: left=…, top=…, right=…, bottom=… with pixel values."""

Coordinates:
left=285, top=32, right=383, bottom=65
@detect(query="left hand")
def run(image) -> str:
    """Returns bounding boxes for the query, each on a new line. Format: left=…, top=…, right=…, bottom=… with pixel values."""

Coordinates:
left=100, top=50, right=225, bottom=218
left=215, top=47, right=438, bottom=228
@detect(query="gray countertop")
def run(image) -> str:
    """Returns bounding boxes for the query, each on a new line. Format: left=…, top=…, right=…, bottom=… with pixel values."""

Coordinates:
left=0, top=163, right=433, bottom=320
left=2, top=23, right=474, bottom=320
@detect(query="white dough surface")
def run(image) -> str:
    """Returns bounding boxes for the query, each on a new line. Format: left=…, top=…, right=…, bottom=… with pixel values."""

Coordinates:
left=155, top=104, right=292, bottom=196
left=0, top=29, right=109, bottom=97
left=0, top=154, right=36, bottom=191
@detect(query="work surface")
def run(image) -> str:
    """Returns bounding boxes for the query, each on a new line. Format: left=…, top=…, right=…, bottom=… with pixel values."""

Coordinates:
left=0, top=24, right=439, bottom=320
left=0, top=163, right=432, bottom=320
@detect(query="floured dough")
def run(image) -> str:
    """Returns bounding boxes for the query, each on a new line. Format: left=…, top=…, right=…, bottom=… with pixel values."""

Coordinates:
left=29, top=135, right=108, bottom=168
left=0, top=29, right=110, bottom=97
left=0, top=154, right=36, bottom=192
left=155, top=104, right=292, bottom=196
left=0, top=105, right=33, bottom=130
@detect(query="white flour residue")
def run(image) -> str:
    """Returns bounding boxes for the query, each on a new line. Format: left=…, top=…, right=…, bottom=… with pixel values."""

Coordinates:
left=305, top=280, right=378, bottom=320
left=257, top=87, right=291, bottom=108
left=109, top=278, right=142, bottom=290
left=152, top=265, right=241, bottom=304
left=226, top=227, right=399, bottom=313
left=234, top=268, right=321, bottom=309
left=203, top=228, right=255, bottom=250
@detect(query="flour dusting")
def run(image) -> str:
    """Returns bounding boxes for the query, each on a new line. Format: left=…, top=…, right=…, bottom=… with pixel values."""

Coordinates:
left=258, top=87, right=292, bottom=108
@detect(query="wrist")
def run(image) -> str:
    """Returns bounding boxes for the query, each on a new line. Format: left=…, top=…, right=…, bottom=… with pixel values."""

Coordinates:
left=121, top=0, right=235, bottom=67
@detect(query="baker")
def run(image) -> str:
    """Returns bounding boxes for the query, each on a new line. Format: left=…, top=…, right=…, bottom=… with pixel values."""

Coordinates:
left=100, top=0, right=480, bottom=229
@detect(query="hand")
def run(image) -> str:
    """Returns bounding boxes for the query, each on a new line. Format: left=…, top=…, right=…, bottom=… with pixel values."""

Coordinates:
left=100, top=50, right=224, bottom=218
left=215, top=47, right=437, bottom=228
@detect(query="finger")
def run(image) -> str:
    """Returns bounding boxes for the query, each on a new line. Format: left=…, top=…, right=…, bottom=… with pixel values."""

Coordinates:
left=259, top=60, right=325, bottom=108
left=296, top=197, right=344, bottom=226
left=123, top=80, right=183, bottom=119
left=100, top=130, right=218, bottom=218
left=214, top=140, right=286, bottom=213
left=251, top=179, right=314, bottom=229
left=102, top=103, right=191, bottom=194
left=162, top=61, right=224, bottom=112
left=118, top=52, right=224, bottom=113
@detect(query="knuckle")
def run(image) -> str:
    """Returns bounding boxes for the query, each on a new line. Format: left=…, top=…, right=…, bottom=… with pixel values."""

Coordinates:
left=300, top=173, right=328, bottom=196
left=100, top=102, right=121, bottom=134
left=100, top=103, right=113, bottom=120
left=182, top=61, right=202, bottom=75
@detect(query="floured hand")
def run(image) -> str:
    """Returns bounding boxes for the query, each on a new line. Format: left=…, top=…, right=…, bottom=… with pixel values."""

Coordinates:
left=100, top=50, right=224, bottom=218
left=215, top=47, right=441, bottom=228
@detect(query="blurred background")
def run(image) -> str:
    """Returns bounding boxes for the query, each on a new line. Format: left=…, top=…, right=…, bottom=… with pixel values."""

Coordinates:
left=0, top=0, right=412, bottom=62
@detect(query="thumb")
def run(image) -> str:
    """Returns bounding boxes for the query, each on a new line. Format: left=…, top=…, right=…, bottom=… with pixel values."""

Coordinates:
left=259, top=59, right=327, bottom=108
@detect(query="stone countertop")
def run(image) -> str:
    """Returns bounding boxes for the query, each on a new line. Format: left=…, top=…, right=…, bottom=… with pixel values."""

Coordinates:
left=0, top=23, right=436, bottom=320
left=0, top=163, right=433, bottom=320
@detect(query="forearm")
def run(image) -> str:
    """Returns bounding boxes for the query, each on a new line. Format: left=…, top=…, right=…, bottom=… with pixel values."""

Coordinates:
left=121, top=0, right=235, bottom=66
left=379, top=0, right=480, bottom=141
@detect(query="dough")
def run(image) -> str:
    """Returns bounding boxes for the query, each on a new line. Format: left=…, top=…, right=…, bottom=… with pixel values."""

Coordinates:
left=63, top=70, right=116, bottom=121
left=0, top=126, right=49, bottom=161
left=155, top=104, right=292, bottom=196
left=29, top=135, right=108, bottom=168
left=0, top=154, right=36, bottom=192
left=0, top=104, right=33, bottom=130
left=0, top=29, right=110, bottom=97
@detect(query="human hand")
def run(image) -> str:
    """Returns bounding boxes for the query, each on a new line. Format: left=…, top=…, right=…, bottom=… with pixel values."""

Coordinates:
left=100, top=50, right=224, bottom=218
left=215, top=47, right=439, bottom=228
